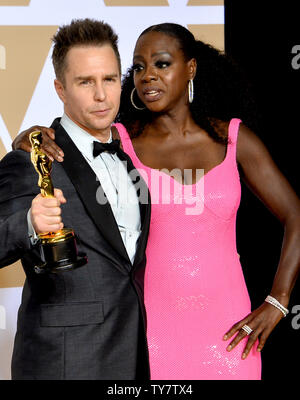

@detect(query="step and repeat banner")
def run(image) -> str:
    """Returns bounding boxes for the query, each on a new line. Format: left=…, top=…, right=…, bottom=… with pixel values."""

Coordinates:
left=0, top=0, right=224, bottom=380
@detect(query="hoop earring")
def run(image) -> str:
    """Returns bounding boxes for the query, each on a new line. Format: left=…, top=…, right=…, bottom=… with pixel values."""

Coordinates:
left=130, top=88, right=146, bottom=110
left=188, top=79, right=194, bottom=104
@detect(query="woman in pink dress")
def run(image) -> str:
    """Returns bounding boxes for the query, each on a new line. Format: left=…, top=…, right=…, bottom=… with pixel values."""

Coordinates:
left=15, top=23, right=300, bottom=380
left=116, top=23, right=300, bottom=380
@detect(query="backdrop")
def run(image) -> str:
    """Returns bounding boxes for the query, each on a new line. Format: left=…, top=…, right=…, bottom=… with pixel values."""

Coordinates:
left=0, top=0, right=224, bottom=380
left=225, top=1, right=300, bottom=381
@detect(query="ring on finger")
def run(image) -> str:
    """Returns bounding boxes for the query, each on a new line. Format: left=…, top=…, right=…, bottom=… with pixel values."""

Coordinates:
left=241, top=324, right=253, bottom=336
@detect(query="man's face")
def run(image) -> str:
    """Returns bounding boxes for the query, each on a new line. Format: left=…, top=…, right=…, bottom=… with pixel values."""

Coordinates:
left=55, top=45, right=121, bottom=139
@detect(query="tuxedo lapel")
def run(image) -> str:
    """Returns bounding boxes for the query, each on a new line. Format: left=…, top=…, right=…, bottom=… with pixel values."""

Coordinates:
left=52, top=120, right=131, bottom=266
left=111, top=126, right=151, bottom=269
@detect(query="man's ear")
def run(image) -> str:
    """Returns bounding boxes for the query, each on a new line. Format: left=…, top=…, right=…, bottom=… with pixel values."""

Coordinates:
left=54, top=79, right=66, bottom=103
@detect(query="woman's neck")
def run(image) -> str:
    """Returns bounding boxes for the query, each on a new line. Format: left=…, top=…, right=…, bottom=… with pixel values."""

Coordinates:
left=144, top=107, right=197, bottom=139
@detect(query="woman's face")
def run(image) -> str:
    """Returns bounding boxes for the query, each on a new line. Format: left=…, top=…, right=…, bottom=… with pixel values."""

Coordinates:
left=132, top=31, right=196, bottom=113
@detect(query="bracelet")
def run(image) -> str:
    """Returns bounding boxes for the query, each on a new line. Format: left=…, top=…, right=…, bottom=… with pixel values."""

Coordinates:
left=265, top=295, right=289, bottom=317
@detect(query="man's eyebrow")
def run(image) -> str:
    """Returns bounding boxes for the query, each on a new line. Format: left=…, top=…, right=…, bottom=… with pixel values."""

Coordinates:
left=74, top=75, right=94, bottom=81
left=104, top=73, right=119, bottom=79
left=74, top=73, right=119, bottom=81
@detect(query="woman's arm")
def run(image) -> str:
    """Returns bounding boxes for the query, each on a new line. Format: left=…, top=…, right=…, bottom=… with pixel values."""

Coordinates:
left=224, top=123, right=300, bottom=358
left=12, top=125, right=64, bottom=162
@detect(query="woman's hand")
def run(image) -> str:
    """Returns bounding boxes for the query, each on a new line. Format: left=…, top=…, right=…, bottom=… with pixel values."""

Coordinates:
left=223, top=301, right=287, bottom=359
left=12, top=125, right=64, bottom=162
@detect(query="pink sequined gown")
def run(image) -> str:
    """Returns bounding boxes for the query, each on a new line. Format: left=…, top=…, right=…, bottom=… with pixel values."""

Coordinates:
left=117, top=118, right=261, bottom=380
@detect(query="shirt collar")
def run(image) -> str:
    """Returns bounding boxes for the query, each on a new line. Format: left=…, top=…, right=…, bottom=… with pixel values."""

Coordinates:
left=60, top=113, right=112, bottom=162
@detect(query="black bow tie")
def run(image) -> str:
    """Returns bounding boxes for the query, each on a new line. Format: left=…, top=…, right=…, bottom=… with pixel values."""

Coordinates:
left=93, top=139, right=121, bottom=157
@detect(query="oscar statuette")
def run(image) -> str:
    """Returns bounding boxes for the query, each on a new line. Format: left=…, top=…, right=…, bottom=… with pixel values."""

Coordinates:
left=30, top=131, right=87, bottom=273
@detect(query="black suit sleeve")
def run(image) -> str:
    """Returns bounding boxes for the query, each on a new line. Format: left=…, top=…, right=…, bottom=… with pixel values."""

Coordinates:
left=0, top=150, right=40, bottom=268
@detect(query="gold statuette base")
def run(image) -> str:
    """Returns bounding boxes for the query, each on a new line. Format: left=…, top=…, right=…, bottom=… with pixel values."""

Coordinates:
left=35, top=228, right=87, bottom=274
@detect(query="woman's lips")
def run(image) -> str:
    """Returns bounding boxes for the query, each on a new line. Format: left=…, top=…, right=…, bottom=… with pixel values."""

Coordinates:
left=142, top=88, right=162, bottom=102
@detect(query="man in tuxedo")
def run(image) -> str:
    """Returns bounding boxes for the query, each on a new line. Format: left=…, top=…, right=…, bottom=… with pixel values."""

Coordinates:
left=0, top=19, right=151, bottom=380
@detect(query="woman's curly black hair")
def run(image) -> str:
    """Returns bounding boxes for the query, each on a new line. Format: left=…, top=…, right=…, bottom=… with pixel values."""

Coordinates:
left=116, top=23, right=261, bottom=143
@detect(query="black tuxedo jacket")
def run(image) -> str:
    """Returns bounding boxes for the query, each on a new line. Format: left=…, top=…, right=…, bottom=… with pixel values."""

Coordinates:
left=0, top=119, right=151, bottom=380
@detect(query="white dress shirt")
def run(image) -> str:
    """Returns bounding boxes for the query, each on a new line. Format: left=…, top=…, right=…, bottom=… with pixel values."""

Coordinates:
left=28, top=114, right=141, bottom=264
